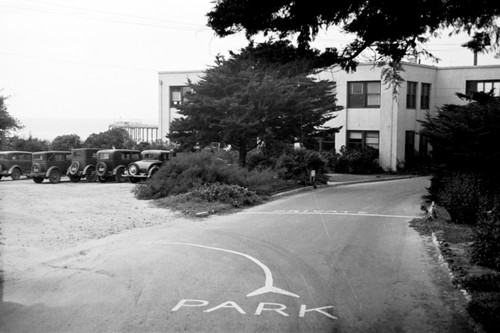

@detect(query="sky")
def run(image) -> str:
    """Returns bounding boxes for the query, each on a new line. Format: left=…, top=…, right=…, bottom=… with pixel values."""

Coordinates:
left=1, top=0, right=499, bottom=141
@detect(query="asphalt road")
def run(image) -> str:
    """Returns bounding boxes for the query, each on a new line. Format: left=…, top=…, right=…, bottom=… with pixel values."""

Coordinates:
left=0, top=177, right=473, bottom=332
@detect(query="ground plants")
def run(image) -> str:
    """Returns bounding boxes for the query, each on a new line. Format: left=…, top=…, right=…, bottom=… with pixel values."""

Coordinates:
left=132, top=150, right=293, bottom=201
left=415, top=94, right=500, bottom=332
left=434, top=172, right=487, bottom=225
left=330, top=146, right=382, bottom=174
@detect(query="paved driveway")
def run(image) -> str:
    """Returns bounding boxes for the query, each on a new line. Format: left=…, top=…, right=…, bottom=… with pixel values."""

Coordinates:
left=0, top=177, right=473, bottom=332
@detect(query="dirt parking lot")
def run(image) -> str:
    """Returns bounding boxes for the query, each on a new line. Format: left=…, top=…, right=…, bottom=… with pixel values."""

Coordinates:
left=0, top=178, right=188, bottom=280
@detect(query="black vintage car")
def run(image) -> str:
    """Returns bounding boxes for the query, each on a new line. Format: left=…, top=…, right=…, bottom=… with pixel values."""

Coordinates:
left=0, top=151, right=32, bottom=180
left=95, top=149, right=141, bottom=183
left=67, top=148, right=100, bottom=183
left=126, top=149, right=175, bottom=182
left=30, top=151, right=71, bottom=184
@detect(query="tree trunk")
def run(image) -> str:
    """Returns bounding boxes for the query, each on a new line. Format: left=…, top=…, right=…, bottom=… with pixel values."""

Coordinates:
left=238, top=139, right=247, bottom=168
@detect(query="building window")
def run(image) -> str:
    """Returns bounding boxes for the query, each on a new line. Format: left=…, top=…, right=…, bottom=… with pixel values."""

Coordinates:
left=348, top=81, right=381, bottom=108
left=305, top=136, right=335, bottom=152
left=407, top=81, right=417, bottom=109
left=419, top=133, right=428, bottom=156
left=170, top=86, right=192, bottom=107
left=405, top=131, right=415, bottom=161
left=421, top=83, right=431, bottom=109
left=466, top=80, right=500, bottom=97
left=347, top=131, right=379, bottom=150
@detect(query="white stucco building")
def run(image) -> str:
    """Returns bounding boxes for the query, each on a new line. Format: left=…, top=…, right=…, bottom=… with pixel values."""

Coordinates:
left=158, top=62, right=500, bottom=170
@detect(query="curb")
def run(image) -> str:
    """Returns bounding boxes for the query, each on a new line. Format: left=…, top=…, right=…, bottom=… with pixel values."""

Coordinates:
left=431, top=232, right=472, bottom=302
left=272, top=175, right=420, bottom=199
left=328, top=174, right=419, bottom=187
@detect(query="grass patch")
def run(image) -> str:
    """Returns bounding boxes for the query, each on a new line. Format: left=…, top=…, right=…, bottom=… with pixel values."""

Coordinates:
left=155, top=195, right=233, bottom=216
left=410, top=205, right=500, bottom=333
left=152, top=181, right=304, bottom=216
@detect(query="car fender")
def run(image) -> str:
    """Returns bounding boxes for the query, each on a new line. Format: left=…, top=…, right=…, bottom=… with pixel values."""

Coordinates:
left=113, top=165, right=126, bottom=175
left=147, top=165, right=160, bottom=178
left=82, top=164, right=95, bottom=175
left=8, top=164, right=23, bottom=175
left=46, top=166, right=62, bottom=178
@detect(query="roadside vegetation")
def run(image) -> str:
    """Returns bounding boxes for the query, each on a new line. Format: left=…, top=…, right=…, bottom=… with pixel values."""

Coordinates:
left=411, top=92, right=500, bottom=332
left=132, top=149, right=328, bottom=215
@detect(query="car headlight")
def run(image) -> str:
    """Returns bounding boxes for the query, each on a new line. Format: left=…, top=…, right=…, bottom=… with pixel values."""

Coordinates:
left=129, top=164, right=138, bottom=175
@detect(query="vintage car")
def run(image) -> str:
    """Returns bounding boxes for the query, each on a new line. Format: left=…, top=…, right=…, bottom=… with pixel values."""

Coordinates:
left=95, top=149, right=141, bottom=183
left=30, top=151, right=71, bottom=184
left=0, top=151, right=33, bottom=180
left=126, top=149, right=176, bottom=182
left=67, top=148, right=100, bottom=183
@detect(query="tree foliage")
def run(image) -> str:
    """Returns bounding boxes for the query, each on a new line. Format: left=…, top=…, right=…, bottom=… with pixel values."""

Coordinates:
left=4, top=135, right=50, bottom=152
left=83, top=128, right=135, bottom=149
left=420, top=93, right=500, bottom=190
left=169, top=43, right=341, bottom=166
left=207, top=0, right=500, bottom=70
left=0, top=94, right=23, bottom=149
left=51, top=134, right=82, bottom=151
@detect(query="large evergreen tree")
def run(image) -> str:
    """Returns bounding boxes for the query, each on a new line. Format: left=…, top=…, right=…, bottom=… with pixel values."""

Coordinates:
left=0, top=94, right=23, bottom=149
left=169, top=43, right=341, bottom=167
left=420, top=93, right=500, bottom=191
left=208, top=0, right=500, bottom=71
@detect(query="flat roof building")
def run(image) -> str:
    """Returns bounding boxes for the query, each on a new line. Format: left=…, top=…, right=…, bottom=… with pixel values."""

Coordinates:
left=158, top=63, right=500, bottom=170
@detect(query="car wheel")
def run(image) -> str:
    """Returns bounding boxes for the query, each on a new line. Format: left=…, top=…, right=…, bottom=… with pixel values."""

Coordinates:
left=69, top=161, right=80, bottom=175
left=69, top=175, right=81, bottom=183
left=33, top=177, right=44, bottom=184
left=96, top=162, right=107, bottom=177
left=49, top=170, right=62, bottom=184
left=98, top=176, right=107, bottom=183
left=115, top=167, right=126, bottom=183
left=85, top=167, right=97, bottom=182
left=11, top=168, right=22, bottom=180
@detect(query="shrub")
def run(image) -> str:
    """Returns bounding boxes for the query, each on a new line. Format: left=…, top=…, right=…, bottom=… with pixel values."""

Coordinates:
left=471, top=207, right=500, bottom=270
left=333, top=146, right=382, bottom=174
left=132, top=151, right=289, bottom=200
left=462, top=273, right=500, bottom=292
left=186, top=183, right=262, bottom=207
left=275, top=149, right=328, bottom=184
left=246, top=150, right=275, bottom=171
left=435, top=172, right=487, bottom=224
left=320, top=151, right=338, bottom=173
left=466, top=292, right=500, bottom=333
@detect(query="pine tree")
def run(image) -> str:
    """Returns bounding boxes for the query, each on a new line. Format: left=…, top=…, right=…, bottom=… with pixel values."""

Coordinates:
left=169, top=48, right=341, bottom=167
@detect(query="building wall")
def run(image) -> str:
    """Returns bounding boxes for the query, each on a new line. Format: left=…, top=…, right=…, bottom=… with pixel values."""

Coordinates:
left=435, top=65, right=500, bottom=106
left=395, top=63, right=438, bottom=169
left=158, top=64, right=500, bottom=170
left=158, top=70, right=203, bottom=141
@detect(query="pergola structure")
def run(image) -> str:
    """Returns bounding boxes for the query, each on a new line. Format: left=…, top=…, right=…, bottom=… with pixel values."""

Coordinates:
left=109, top=121, right=159, bottom=143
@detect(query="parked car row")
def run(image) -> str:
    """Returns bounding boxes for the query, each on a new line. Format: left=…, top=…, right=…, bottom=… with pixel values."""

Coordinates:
left=0, top=148, right=176, bottom=184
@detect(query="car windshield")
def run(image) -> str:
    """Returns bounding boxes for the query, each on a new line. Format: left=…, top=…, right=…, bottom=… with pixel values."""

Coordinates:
left=54, top=154, right=66, bottom=161
left=72, top=151, right=83, bottom=158
left=98, top=153, right=110, bottom=160
left=143, top=153, right=159, bottom=159
left=0, top=154, right=6, bottom=160
left=33, top=154, right=47, bottom=161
